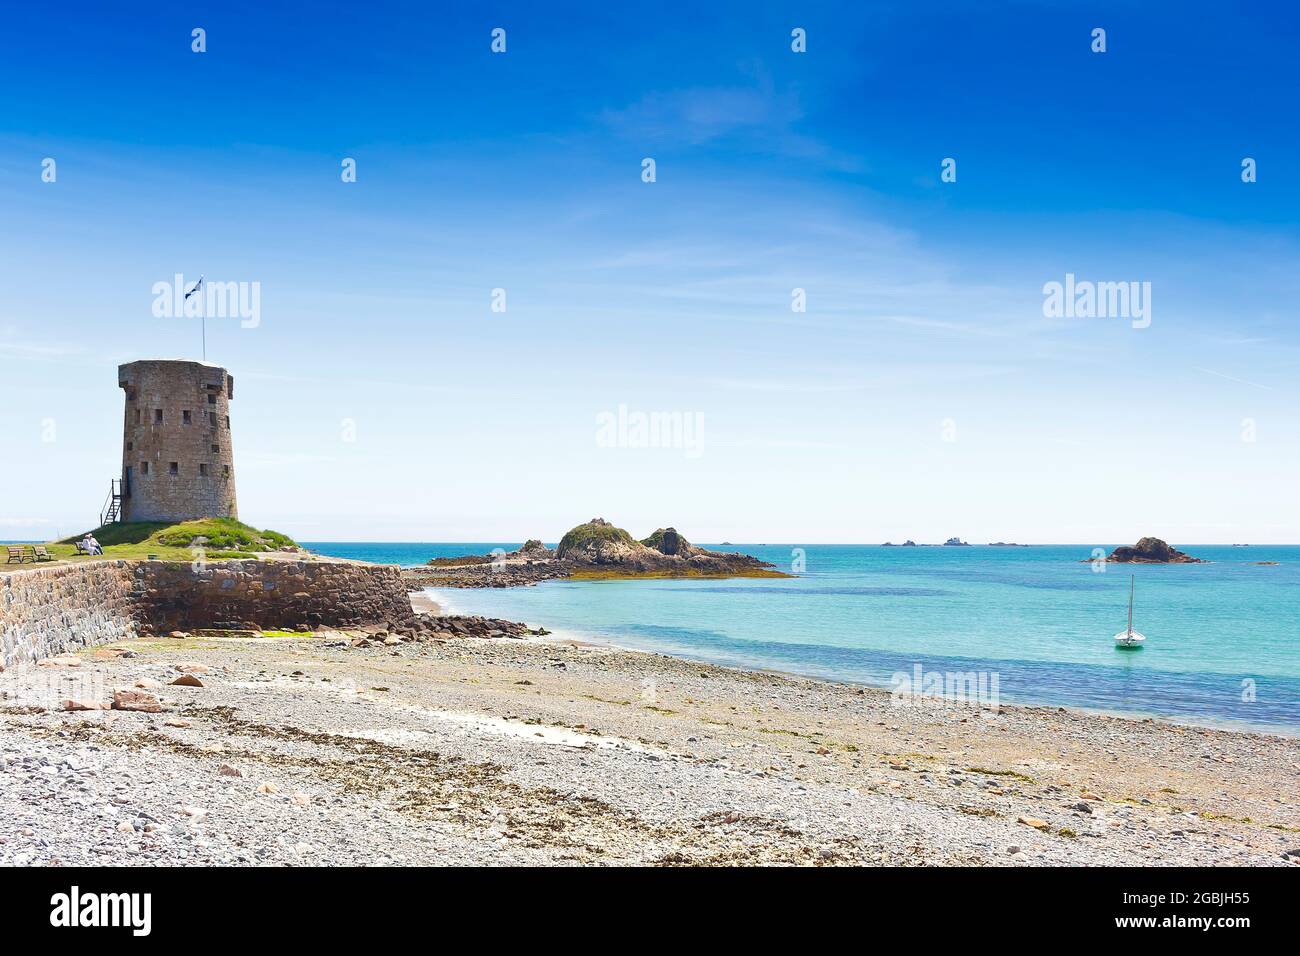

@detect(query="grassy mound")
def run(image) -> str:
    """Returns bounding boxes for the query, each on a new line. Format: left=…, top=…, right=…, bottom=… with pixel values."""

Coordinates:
left=556, top=519, right=639, bottom=559
left=639, top=527, right=696, bottom=556
left=23, top=518, right=301, bottom=561
left=639, top=528, right=670, bottom=549
left=150, top=518, right=295, bottom=552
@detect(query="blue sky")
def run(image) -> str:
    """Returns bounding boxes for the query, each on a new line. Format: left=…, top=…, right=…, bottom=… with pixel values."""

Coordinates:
left=2, top=1, right=1298, bottom=543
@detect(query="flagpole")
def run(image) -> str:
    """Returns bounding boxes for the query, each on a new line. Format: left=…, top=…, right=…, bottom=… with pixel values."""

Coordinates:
left=186, top=274, right=206, bottom=361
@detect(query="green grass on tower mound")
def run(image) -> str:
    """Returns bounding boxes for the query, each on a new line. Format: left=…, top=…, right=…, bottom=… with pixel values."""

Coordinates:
left=0, top=518, right=300, bottom=562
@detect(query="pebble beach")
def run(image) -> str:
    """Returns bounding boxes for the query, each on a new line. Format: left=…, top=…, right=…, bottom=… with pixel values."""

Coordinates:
left=2, top=627, right=1296, bottom=866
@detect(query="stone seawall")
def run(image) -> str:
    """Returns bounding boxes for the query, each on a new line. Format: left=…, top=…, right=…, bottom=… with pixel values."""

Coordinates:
left=1, top=559, right=423, bottom=668
left=132, top=560, right=421, bottom=634
left=0, top=562, right=137, bottom=669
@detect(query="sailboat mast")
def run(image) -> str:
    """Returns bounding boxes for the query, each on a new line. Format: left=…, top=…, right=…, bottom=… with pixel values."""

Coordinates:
left=1128, top=576, right=1135, bottom=636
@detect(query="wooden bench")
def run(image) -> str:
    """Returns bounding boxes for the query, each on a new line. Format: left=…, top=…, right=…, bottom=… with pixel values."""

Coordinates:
left=5, top=545, right=26, bottom=564
left=74, top=541, right=92, bottom=556
left=32, top=546, right=53, bottom=562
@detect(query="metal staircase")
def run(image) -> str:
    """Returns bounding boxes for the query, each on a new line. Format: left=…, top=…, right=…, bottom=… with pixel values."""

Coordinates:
left=100, top=478, right=123, bottom=526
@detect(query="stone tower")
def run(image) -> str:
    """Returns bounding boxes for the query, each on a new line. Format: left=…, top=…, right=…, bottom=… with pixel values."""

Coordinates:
left=118, top=360, right=238, bottom=523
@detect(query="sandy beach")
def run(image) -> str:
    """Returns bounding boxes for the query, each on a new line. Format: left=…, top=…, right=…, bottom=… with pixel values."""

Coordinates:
left=2, top=625, right=1296, bottom=866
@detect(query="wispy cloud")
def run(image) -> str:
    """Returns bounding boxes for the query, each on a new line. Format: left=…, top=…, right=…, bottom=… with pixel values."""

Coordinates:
left=706, top=378, right=876, bottom=394
left=241, top=369, right=476, bottom=396
left=241, top=452, right=340, bottom=467
left=598, top=76, right=862, bottom=171
left=0, top=337, right=84, bottom=358
left=723, top=437, right=854, bottom=451
left=707, top=363, right=1017, bottom=394
left=1192, top=366, right=1273, bottom=391
left=601, top=84, right=803, bottom=145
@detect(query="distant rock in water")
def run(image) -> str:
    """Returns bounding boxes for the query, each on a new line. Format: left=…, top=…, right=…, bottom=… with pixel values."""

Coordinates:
left=943, top=537, right=971, bottom=547
left=1105, top=537, right=1204, bottom=564
left=427, top=552, right=495, bottom=568
left=557, top=518, right=783, bottom=577
left=426, top=539, right=554, bottom=568
left=411, top=519, right=787, bottom=588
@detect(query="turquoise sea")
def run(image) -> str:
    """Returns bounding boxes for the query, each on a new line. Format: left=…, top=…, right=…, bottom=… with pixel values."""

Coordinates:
left=302, top=542, right=1300, bottom=733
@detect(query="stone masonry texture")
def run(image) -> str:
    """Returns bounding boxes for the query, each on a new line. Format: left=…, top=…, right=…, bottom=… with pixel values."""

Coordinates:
left=0, top=562, right=136, bottom=669
left=118, top=359, right=238, bottom=522
left=1, top=560, right=421, bottom=669
left=131, top=561, right=420, bottom=633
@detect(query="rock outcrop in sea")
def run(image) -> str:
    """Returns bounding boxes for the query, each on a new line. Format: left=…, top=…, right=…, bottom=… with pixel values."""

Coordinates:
left=640, top=527, right=696, bottom=557
left=555, top=518, right=645, bottom=565
left=1102, top=537, right=1205, bottom=564
left=405, top=518, right=785, bottom=589
left=427, top=540, right=556, bottom=568
left=559, top=518, right=780, bottom=576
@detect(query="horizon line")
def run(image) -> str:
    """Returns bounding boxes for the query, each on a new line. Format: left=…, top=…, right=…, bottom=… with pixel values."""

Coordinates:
left=290, top=539, right=1296, bottom=547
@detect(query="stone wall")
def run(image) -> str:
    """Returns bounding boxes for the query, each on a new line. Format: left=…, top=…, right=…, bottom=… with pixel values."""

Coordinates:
left=1, top=559, right=423, bottom=668
left=131, top=560, right=422, bottom=634
left=0, top=562, right=137, bottom=669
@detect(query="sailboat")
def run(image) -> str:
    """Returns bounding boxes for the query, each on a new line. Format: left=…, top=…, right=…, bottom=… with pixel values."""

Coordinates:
left=1114, top=575, right=1145, bottom=649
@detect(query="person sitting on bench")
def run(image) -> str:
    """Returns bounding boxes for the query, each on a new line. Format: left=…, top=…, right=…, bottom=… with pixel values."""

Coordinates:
left=82, top=534, right=103, bottom=556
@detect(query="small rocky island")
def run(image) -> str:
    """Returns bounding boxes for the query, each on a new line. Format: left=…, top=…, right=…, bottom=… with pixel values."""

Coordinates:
left=404, top=518, right=786, bottom=589
left=426, top=539, right=554, bottom=568
left=1097, top=536, right=1205, bottom=564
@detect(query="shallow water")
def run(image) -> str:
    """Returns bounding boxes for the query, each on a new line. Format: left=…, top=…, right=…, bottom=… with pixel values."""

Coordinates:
left=303, top=542, right=1300, bottom=732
